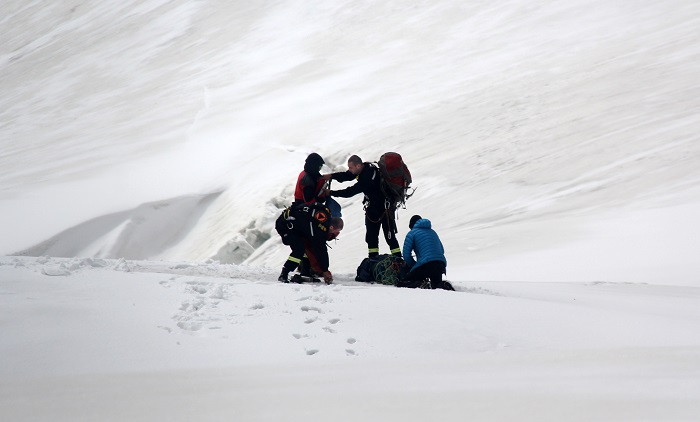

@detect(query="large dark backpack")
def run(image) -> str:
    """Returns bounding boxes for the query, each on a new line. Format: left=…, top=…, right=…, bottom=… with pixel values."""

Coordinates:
left=275, top=201, right=330, bottom=243
left=377, top=152, right=413, bottom=209
left=355, top=254, right=404, bottom=285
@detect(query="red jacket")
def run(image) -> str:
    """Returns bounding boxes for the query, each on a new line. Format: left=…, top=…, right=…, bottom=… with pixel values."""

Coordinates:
left=294, top=170, right=327, bottom=204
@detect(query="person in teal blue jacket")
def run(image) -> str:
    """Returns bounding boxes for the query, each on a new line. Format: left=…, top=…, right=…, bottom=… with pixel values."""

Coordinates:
left=399, top=215, right=453, bottom=290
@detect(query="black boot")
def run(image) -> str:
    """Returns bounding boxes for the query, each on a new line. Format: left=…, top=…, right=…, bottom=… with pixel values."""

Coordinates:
left=430, top=279, right=444, bottom=289
left=299, top=256, right=311, bottom=276
left=278, top=269, right=290, bottom=283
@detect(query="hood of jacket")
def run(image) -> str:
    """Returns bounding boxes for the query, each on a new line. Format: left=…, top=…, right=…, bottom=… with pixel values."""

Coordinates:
left=304, top=153, right=325, bottom=178
left=412, top=218, right=431, bottom=230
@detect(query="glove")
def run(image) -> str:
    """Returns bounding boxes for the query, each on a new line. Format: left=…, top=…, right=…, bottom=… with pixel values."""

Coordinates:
left=322, top=271, right=333, bottom=283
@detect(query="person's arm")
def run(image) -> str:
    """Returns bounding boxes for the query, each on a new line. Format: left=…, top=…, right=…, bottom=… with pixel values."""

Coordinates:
left=331, top=180, right=364, bottom=198
left=311, top=228, right=331, bottom=281
left=402, top=231, right=416, bottom=269
left=329, top=170, right=355, bottom=183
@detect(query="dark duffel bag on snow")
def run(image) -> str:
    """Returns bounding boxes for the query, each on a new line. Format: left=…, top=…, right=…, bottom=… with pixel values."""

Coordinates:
left=355, top=254, right=404, bottom=285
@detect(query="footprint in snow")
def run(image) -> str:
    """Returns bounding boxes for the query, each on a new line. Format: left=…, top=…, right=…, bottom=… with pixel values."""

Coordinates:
left=177, top=321, right=203, bottom=331
left=312, top=294, right=333, bottom=304
left=301, top=305, right=322, bottom=313
left=179, top=299, right=205, bottom=312
left=328, top=318, right=340, bottom=324
left=190, top=285, right=208, bottom=294
left=209, top=285, right=227, bottom=300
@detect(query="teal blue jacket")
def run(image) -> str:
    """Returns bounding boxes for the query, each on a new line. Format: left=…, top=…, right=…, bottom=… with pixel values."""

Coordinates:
left=402, top=219, right=447, bottom=272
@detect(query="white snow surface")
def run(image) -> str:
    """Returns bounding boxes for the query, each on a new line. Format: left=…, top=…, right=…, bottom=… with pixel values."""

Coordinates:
left=2, top=0, right=700, bottom=420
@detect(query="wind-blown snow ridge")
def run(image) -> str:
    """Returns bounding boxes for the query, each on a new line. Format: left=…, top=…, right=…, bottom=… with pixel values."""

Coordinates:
left=15, top=192, right=224, bottom=260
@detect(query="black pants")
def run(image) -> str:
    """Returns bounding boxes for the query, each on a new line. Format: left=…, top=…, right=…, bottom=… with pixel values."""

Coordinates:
left=398, top=261, right=446, bottom=289
left=365, top=210, right=400, bottom=257
left=276, top=217, right=306, bottom=274
left=281, top=232, right=306, bottom=273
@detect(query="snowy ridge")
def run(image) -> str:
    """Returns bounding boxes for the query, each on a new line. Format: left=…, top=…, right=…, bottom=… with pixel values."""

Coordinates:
left=15, top=192, right=223, bottom=259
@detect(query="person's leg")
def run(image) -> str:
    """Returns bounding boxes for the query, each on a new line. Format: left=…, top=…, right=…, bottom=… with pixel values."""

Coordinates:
left=365, top=215, right=381, bottom=257
left=298, top=255, right=311, bottom=276
left=278, top=234, right=305, bottom=282
left=381, top=216, right=401, bottom=257
left=426, top=261, right=446, bottom=289
left=303, top=240, right=324, bottom=276
left=397, top=264, right=430, bottom=288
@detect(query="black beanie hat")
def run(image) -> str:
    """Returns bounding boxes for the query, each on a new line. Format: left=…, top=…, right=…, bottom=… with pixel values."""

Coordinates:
left=409, top=215, right=422, bottom=229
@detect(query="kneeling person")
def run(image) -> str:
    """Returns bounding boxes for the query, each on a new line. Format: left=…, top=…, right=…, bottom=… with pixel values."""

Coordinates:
left=276, top=203, right=343, bottom=283
left=399, top=215, right=453, bottom=290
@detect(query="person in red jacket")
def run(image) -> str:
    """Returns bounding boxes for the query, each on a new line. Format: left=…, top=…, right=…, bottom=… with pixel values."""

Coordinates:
left=294, top=153, right=329, bottom=205
left=291, top=153, right=342, bottom=277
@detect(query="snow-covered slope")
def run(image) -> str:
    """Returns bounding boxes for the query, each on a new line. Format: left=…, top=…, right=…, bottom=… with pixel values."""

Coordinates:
left=3, top=2, right=700, bottom=419
left=3, top=0, right=700, bottom=283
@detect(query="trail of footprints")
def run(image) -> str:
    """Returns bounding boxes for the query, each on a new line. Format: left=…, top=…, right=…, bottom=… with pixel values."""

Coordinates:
left=160, top=278, right=230, bottom=332
left=160, top=277, right=359, bottom=357
left=292, top=287, right=357, bottom=356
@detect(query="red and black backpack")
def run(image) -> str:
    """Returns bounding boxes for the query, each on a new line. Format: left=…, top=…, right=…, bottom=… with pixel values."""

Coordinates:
left=377, top=152, right=413, bottom=208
